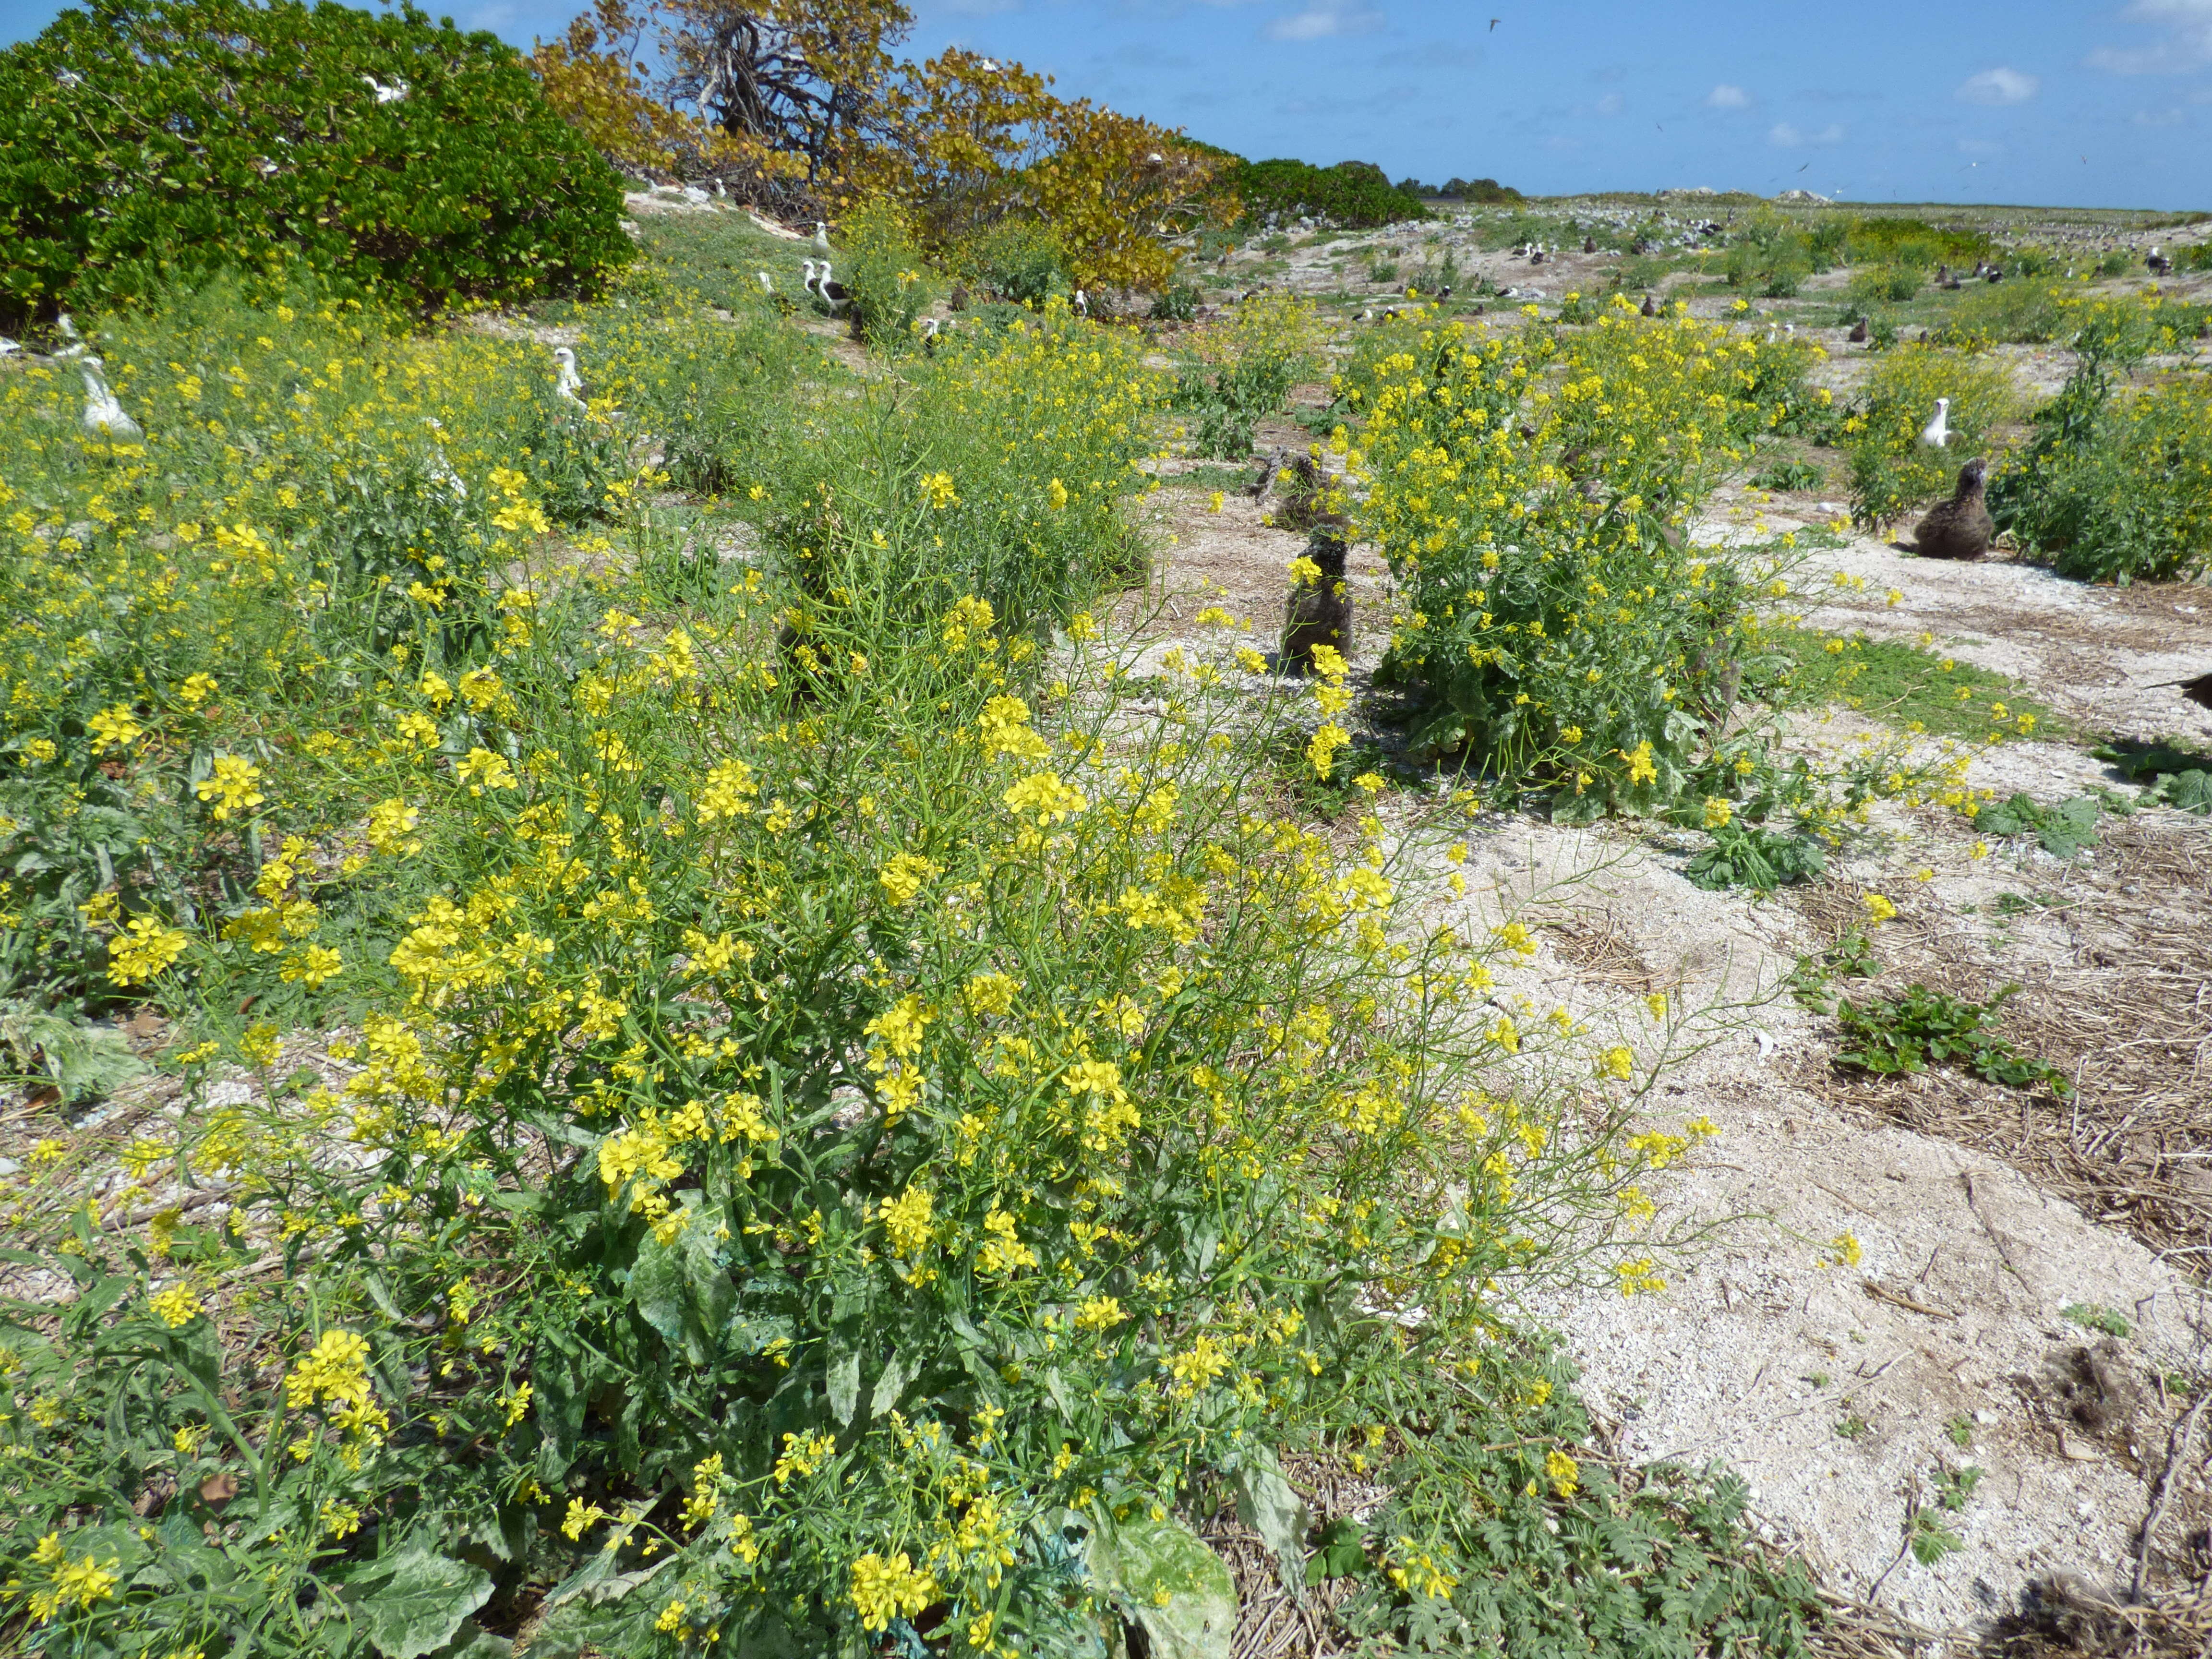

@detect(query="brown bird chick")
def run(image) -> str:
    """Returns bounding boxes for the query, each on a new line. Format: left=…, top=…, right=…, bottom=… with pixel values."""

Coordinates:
left=949, top=285, right=970, bottom=311
left=1246, top=447, right=1283, bottom=500
left=1848, top=316, right=1869, bottom=343
left=1582, top=235, right=1597, bottom=254
left=1281, top=520, right=1352, bottom=674
left=1913, top=457, right=1994, bottom=561
left=2150, top=670, right=2212, bottom=709
left=1639, top=292, right=1658, bottom=317
left=1273, top=453, right=1331, bottom=530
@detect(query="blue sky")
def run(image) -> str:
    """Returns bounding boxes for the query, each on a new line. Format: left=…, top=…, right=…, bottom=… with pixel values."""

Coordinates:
left=5, top=0, right=2206, bottom=207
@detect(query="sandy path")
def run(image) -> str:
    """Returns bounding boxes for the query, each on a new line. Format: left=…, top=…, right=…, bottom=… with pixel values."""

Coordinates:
left=1139, top=434, right=2212, bottom=1635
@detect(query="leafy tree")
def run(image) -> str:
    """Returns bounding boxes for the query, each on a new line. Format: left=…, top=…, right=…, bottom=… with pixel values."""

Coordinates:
left=852, top=47, right=1230, bottom=291
left=658, top=0, right=912, bottom=186
left=530, top=0, right=802, bottom=193
left=1233, top=158, right=1429, bottom=228
left=0, top=0, right=633, bottom=326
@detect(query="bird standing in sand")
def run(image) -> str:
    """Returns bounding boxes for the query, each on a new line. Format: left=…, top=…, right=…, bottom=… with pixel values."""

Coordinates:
left=1912, top=457, right=1994, bottom=561
left=1918, top=398, right=1951, bottom=449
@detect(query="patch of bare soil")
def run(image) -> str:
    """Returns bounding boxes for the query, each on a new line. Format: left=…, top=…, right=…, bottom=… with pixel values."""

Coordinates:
left=1787, top=812, right=2212, bottom=1273
left=1120, top=405, right=2212, bottom=1641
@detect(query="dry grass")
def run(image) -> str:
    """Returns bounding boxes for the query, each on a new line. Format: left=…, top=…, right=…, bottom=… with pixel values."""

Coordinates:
left=1784, top=815, right=2212, bottom=1268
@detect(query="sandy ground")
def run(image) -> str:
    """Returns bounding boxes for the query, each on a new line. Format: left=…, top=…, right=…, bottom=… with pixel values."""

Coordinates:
left=1133, top=406, right=2212, bottom=1636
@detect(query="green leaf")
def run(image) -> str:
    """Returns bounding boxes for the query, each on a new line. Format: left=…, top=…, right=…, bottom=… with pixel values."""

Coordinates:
left=627, top=1195, right=732, bottom=1367
left=1230, top=1447, right=1308, bottom=1590
left=1305, top=1517, right=1367, bottom=1585
left=362, top=1549, right=494, bottom=1659
left=2159, top=769, right=2212, bottom=813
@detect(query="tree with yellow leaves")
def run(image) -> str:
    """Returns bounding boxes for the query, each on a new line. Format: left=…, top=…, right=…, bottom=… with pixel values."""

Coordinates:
left=531, top=0, right=802, bottom=193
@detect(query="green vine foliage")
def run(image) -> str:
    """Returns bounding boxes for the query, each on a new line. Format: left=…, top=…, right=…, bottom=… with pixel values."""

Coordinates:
left=0, top=0, right=635, bottom=327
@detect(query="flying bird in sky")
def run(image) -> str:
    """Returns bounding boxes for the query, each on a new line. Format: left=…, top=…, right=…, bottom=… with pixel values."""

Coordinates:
left=1490, top=17, right=1499, bottom=28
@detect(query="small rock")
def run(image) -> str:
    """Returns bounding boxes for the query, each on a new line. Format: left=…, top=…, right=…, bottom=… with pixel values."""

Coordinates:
left=2059, top=1431, right=2100, bottom=1461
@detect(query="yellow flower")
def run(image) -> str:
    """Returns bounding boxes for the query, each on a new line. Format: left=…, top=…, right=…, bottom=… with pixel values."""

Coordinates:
left=194, top=755, right=264, bottom=819
left=108, top=915, right=190, bottom=986
left=1306, top=722, right=1350, bottom=779
left=23, top=1533, right=120, bottom=1623
left=965, top=972, right=1020, bottom=1015
left=880, top=1185, right=933, bottom=1258
left=88, top=703, right=145, bottom=752
left=1824, top=1231, right=1863, bottom=1268
left=177, top=672, right=217, bottom=709
left=562, top=1498, right=609, bottom=1540
left=148, top=1284, right=204, bottom=1328
left=1002, top=771, right=1087, bottom=825
left=1074, top=1295, right=1126, bottom=1331
left=366, top=798, right=421, bottom=854
left=281, top=945, right=344, bottom=989
left=849, top=1551, right=939, bottom=1633
left=1862, top=892, right=1897, bottom=924
left=1619, top=741, right=1658, bottom=786
left=1046, top=477, right=1069, bottom=510
left=1599, top=1046, right=1634, bottom=1082
left=1701, top=796, right=1732, bottom=830
left=239, top=1022, right=281, bottom=1068
left=878, top=853, right=940, bottom=905
left=455, top=747, right=517, bottom=793
left=919, top=471, right=960, bottom=509
left=1546, top=1448, right=1580, bottom=1498
left=321, top=1500, right=363, bottom=1539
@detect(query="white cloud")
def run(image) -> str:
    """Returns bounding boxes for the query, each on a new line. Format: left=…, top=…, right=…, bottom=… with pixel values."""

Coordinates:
left=1768, top=120, right=1844, bottom=146
left=1264, top=0, right=1382, bottom=39
left=1957, top=136, right=2003, bottom=155
left=1957, top=67, right=2040, bottom=104
left=2135, top=105, right=2188, bottom=123
left=1706, top=83, right=1750, bottom=108
left=2091, top=0, right=2212, bottom=71
left=1595, top=91, right=1624, bottom=114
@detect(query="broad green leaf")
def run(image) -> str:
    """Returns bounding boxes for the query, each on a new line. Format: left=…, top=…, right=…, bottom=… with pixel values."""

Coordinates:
left=362, top=1549, right=493, bottom=1659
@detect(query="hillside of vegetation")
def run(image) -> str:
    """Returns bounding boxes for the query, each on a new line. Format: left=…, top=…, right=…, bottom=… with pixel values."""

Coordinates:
left=6, top=4, right=2212, bottom=1658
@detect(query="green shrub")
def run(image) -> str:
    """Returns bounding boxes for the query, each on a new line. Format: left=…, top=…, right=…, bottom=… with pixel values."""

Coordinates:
left=1172, top=292, right=1320, bottom=460
left=954, top=219, right=1070, bottom=306
left=1150, top=282, right=1198, bottom=322
left=1843, top=216, right=1989, bottom=270
left=1989, top=295, right=2212, bottom=582
left=1724, top=215, right=1811, bottom=298
left=1842, top=345, right=2017, bottom=527
left=0, top=0, right=632, bottom=327
left=838, top=200, right=937, bottom=348
left=1995, top=372, right=2212, bottom=583
left=1836, top=983, right=2071, bottom=1096
left=1846, top=265, right=1921, bottom=308
left=1233, top=159, right=1429, bottom=229
left=0, top=288, right=1732, bottom=1658
left=1350, top=301, right=1779, bottom=802
left=1444, top=176, right=1525, bottom=204
left=1934, top=277, right=2070, bottom=345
